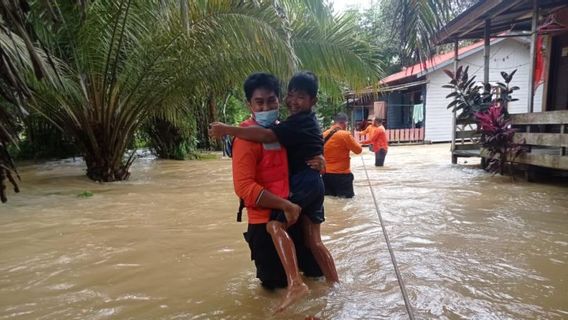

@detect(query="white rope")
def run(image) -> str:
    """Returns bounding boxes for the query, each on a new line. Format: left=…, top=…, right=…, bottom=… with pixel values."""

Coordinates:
left=360, top=155, right=415, bottom=320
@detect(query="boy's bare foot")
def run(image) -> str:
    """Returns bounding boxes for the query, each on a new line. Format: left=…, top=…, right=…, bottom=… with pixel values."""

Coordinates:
left=274, top=282, right=309, bottom=314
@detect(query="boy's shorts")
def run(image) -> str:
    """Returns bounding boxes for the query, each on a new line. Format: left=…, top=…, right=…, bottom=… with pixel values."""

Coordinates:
left=271, top=168, right=325, bottom=224
left=244, top=222, right=323, bottom=289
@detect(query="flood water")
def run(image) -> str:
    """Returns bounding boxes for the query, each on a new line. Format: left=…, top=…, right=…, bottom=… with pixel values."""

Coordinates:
left=1, top=144, right=567, bottom=319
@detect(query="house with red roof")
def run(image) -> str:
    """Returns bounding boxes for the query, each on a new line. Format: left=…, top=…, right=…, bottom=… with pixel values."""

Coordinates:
left=351, top=37, right=544, bottom=143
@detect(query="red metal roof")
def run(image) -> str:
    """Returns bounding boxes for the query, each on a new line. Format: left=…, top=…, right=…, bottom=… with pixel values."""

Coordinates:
left=380, top=41, right=486, bottom=85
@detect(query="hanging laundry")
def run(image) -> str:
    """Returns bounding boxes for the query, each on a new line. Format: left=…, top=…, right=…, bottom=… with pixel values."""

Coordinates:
left=412, top=104, right=424, bottom=123
left=374, top=101, right=386, bottom=119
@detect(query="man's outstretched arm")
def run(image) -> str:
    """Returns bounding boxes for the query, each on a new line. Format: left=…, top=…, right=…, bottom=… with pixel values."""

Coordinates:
left=346, top=135, right=363, bottom=154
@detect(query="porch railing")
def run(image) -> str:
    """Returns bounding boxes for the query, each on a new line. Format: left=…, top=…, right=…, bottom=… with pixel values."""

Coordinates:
left=510, top=110, right=568, bottom=170
left=451, top=118, right=481, bottom=164
left=354, top=127, right=425, bottom=145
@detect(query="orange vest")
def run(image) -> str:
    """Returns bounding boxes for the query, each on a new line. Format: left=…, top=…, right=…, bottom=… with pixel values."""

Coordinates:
left=368, top=125, right=389, bottom=152
left=239, top=119, right=289, bottom=223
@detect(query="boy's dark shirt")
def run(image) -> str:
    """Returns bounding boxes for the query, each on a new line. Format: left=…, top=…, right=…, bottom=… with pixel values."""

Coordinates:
left=271, top=111, right=323, bottom=175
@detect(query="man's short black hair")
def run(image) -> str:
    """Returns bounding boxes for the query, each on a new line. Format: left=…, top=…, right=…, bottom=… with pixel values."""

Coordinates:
left=287, top=71, right=318, bottom=98
left=243, top=72, right=281, bottom=102
left=334, top=112, right=348, bottom=122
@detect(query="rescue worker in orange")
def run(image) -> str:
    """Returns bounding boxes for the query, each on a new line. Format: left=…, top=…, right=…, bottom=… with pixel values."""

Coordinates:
left=359, top=117, right=379, bottom=137
left=230, top=72, right=322, bottom=313
left=358, top=117, right=379, bottom=151
left=322, top=112, right=362, bottom=198
left=211, top=72, right=339, bottom=311
left=362, top=117, right=389, bottom=166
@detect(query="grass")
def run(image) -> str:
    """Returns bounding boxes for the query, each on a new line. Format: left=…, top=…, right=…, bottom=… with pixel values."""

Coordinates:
left=193, top=152, right=220, bottom=160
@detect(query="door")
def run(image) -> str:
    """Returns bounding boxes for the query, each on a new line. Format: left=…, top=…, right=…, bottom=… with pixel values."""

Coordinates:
left=547, top=32, right=568, bottom=110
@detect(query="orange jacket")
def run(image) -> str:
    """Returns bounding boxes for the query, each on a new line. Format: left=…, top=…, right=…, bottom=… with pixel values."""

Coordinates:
left=323, top=125, right=362, bottom=174
left=363, top=125, right=388, bottom=152
left=359, top=124, right=378, bottom=139
left=232, top=119, right=289, bottom=224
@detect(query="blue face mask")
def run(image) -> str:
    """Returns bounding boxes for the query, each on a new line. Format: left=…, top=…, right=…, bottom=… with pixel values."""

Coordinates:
left=254, top=109, right=279, bottom=128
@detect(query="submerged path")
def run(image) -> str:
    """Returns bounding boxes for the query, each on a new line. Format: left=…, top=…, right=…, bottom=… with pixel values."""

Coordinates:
left=1, top=144, right=567, bottom=319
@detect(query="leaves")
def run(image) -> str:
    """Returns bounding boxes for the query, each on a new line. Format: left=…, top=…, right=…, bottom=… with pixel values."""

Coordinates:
left=442, top=66, right=487, bottom=121
left=2, top=0, right=380, bottom=184
left=444, top=64, right=525, bottom=175
left=390, top=0, right=478, bottom=64
left=475, top=105, right=525, bottom=175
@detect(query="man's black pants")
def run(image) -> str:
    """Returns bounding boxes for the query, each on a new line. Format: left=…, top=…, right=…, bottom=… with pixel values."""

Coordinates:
left=322, top=172, right=355, bottom=198
left=244, top=222, right=323, bottom=289
left=375, top=148, right=387, bottom=166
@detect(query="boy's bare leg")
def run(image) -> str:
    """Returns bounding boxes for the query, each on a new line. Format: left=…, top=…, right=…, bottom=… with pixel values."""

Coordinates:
left=257, top=192, right=301, bottom=226
left=300, top=215, right=339, bottom=283
left=266, top=221, right=309, bottom=313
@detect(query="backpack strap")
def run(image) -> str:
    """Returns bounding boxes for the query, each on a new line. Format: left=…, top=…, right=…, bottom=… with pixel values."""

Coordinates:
left=224, top=135, right=234, bottom=158
left=324, top=127, right=341, bottom=145
left=236, top=198, right=245, bottom=222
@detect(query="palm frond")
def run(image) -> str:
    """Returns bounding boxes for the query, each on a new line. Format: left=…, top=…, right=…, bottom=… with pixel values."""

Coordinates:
left=289, top=3, right=381, bottom=96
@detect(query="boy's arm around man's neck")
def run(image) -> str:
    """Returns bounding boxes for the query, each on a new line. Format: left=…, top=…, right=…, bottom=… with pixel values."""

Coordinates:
left=225, top=125, right=278, bottom=143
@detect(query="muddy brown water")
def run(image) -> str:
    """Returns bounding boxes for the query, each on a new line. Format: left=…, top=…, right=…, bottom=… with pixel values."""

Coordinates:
left=1, top=144, right=567, bottom=319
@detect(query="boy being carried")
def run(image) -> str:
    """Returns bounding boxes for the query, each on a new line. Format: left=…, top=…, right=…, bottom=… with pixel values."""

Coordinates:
left=229, top=72, right=320, bottom=313
left=210, top=72, right=339, bottom=303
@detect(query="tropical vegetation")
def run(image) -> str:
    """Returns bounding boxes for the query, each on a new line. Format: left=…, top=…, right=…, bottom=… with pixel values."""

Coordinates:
left=347, top=0, right=479, bottom=74
left=1, top=0, right=380, bottom=184
left=1, top=0, right=483, bottom=202
left=444, top=66, right=525, bottom=175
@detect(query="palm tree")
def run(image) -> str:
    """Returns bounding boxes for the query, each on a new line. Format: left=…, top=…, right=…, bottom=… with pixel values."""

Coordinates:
left=25, top=0, right=298, bottom=181
left=289, top=2, right=380, bottom=95
left=145, top=0, right=382, bottom=160
left=5, top=0, right=382, bottom=186
left=389, top=0, right=478, bottom=65
left=1, top=0, right=64, bottom=202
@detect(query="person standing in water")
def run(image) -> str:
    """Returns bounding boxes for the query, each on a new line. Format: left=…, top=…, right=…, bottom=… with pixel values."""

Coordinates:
left=210, top=71, right=339, bottom=309
left=228, top=72, right=322, bottom=313
left=322, top=112, right=362, bottom=198
left=362, top=118, right=389, bottom=166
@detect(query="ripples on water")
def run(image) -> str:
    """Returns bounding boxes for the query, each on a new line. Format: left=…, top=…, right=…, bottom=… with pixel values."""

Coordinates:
left=1, top=144, right=567, bottom=319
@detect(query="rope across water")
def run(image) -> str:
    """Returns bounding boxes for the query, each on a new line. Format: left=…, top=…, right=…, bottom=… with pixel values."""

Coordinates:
left=360, top=155, right=415, bottom=320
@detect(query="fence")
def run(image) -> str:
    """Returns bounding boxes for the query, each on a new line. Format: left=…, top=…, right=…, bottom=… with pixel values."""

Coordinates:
left=510, top=110, right=568, bottom=171
left=354, top=127, right=425, bottom=145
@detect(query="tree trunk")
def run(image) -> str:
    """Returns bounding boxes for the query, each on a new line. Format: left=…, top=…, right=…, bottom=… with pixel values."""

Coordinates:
left=0, top=144, right=20, bottom=203
left=207, top=95, right=221, bottom=150
left=195, top=100, right=210, bottom=149
left=84, top=152, right=131, bottom=182
left=80, top=122, right=134, bottom=182
left=146, top=118, right=191, bottom=160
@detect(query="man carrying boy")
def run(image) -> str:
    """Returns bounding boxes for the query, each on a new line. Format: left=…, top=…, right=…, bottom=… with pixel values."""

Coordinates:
left=210, top=72, right=339, bottom=297
left=229, top=72, right=324, bottom=312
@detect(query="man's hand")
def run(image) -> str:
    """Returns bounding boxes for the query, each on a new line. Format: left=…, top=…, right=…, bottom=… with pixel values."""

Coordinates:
left=306, top=154, right=326, bottom=172
left=208, top=122, right=229, bottom=138
left=283, top=202, right=301, bottom=227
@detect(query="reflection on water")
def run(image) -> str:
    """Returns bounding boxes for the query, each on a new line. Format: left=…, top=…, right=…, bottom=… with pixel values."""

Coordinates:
left=1, top=144, right=567, bottom=319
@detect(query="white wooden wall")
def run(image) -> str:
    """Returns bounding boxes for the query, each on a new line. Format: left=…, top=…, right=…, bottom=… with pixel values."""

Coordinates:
left=424, top=38, right=544, bottom=142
